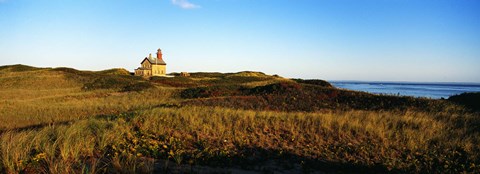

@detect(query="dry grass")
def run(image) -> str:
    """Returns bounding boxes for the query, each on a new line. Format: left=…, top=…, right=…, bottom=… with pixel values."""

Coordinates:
left=134, top=107, right=479, bottom=172
left=1, top=106, right=478, bottom=173
left=0, top=66, right=174, bottom=131
left=0, top=88, right=174, bottom=131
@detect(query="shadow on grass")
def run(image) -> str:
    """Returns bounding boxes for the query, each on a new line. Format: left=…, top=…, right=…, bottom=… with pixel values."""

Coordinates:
left=0, top=120, right=74, bottom=135
left=155, top=146, right=393, bottom=174
left=0, top=103, right=184, bottom=134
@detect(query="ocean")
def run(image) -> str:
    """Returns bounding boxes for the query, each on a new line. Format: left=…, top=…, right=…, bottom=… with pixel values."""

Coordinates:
left=330, top=81, right=480, bottom=99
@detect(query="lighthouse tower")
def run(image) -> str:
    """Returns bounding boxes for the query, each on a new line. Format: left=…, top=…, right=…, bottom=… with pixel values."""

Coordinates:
left=157, top=48, right=163, bottom=60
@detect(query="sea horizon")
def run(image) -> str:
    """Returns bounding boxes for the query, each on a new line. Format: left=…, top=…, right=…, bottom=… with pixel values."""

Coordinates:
left=330, top=80, right=480, bottom=99
left=329, top=80, right=480, bottom=85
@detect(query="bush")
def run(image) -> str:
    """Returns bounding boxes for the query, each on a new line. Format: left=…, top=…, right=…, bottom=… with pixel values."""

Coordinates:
left=291, top=79, right=333, bottom=88
left=448, top=92, right=480, bottom=112
left=181, top=85, right=243, bottom=99
left=246, top=82, right=302, bottom=95
left=122, top=82, right=154, bottom=92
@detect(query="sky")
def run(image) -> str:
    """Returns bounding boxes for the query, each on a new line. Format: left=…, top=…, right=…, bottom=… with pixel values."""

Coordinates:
left=0, top=0, right=479, bottom=82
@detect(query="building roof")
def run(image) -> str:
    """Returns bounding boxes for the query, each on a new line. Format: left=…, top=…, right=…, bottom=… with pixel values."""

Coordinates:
left=141, top=57, right=166, bottom=65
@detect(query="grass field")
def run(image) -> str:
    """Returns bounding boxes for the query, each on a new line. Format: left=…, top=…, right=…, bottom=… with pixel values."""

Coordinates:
left=0, top=64, right=479, bottom=173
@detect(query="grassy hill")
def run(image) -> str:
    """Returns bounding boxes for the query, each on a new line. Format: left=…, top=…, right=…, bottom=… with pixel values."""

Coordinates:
left=0, top=64, right=479, bottom=173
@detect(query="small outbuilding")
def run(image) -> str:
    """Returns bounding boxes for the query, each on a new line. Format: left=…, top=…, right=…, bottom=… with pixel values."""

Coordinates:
left=180, top=72, right=190, bottom=77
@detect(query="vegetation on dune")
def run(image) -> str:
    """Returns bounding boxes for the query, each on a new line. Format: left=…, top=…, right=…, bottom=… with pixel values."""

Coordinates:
left=448, top=92, right=480, bottom=112
left=82, top=76, right=153, bottom=92
left=0, top=64, right=45, bottom=72
left=1, top=106, right=478, bottom=173
left=186, top=72, right=225, bottom=78
left=51, top=67, right=153, bottom=92
left=183, top=81, right=454, bottom=112
left=225, top=71, right=267, bottom=77
left=1, top=65, right=479, bottom=173
left=153, top=71, right=288, bottom=88
left=150, top=76, right=205, bottom=88
left=97, top=68, right=131, bottom=76
left=291, top=78, right=333, bottom=88
left=0, top=66, right=167, bottom=131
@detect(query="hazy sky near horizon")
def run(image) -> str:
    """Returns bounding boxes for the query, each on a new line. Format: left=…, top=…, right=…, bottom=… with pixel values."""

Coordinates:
left=1, top=0, right=479, bottom=82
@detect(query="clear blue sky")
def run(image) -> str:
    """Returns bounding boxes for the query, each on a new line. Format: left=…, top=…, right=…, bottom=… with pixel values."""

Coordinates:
left=1, top=0, right=479, bottom=82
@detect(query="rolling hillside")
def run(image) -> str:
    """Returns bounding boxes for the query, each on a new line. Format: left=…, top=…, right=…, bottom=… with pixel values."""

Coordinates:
left=0, top=64, right=479, bottom=173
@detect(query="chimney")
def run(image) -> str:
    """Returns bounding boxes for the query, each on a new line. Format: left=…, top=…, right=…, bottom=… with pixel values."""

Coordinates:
left=157, top=48, right=163, bottom=60
left=149, top=53, right=152, bottom=59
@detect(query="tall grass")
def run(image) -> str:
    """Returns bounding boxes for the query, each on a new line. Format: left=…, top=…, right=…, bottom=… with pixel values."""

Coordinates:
left=1, top=106, right=478, bottom=173
left=134, top=106, right=479, bottom=172
left=0, top=119, right=155, bottom=173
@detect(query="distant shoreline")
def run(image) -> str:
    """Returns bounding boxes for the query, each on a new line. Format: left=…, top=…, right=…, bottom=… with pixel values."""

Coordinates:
left=331, top=81, right=480, bottom=99
left=330, top=80, right=480, bottom=87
